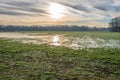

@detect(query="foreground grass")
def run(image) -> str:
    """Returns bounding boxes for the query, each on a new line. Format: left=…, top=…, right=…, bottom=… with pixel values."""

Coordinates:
left=0, top=39, right=120, bottom=80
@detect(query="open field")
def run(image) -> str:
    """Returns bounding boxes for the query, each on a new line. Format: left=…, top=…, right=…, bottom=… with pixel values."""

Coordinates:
left=0, top=32, right=120, bottom=49
left=0, top=31, right=120, bottom=80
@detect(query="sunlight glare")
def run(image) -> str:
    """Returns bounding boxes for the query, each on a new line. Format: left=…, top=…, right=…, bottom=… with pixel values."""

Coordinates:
left=52, top=35, right=60, bottom=46
left=48, top=2, right=65, bottom=20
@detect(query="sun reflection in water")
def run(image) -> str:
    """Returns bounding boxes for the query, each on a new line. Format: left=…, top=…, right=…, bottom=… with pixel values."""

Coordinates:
left=52, top=35, right=60, bottom=46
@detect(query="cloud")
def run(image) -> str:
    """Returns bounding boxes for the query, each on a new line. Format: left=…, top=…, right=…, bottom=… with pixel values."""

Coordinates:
left=0, top=10, right=30, bottom=16
left=0, top=0, right=48, bottom=16
left=114, top=0, right=120, bottom=6
left=93, top=5, right=113, bottom=11
left=52, top=0, right=93, bottom=13
left=0, top=0, right=119, bottom=27
left=61, top=3, right=92, bottom=13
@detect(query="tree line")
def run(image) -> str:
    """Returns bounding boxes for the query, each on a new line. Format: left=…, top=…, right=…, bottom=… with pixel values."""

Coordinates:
left=0, top=25, right=108, bottom=31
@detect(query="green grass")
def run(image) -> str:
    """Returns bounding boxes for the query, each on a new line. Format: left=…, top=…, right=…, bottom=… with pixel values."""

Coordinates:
left=0, top=36, right=120, bottom=80
left=0, top=31, right=120, bottom=80
left=63, top=31, right=120, bottom=40
left=4, top=31, right=120, bottom=39
left=21, top=31, right=120, bottom=40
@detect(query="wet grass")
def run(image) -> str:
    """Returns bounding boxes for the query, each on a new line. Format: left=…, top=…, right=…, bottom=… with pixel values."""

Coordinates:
left=63, top=31, right=120, bottom=40
left=22, top=31, right=120, bottom=40
left=0, top=37, right=120, bottom=80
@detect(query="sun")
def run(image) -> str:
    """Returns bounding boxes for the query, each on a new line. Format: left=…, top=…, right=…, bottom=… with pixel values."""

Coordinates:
left=48, top=2, right=65, bottom=20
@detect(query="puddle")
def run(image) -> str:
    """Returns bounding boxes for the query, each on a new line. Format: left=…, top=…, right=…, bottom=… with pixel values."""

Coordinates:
left=52, top=35, right=60, bottom=46
left=0, top=32, right=120, bottom=49
left=67, top=36, right=120, bottom=49
left=0, top=32, right=69, bottom=46
left=67, top=36, right=99, bottom=49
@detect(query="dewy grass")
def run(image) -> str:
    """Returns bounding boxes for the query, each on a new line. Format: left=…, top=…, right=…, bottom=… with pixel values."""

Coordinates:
left=0, top=37, right=120, bottom=80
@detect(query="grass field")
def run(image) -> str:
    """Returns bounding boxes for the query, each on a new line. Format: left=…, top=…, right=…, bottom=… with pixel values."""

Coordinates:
left=0, top=31, right=120, bottom=80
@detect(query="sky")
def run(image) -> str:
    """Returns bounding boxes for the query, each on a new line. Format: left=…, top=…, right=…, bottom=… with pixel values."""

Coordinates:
left=0, top=0, right=120, bottom=27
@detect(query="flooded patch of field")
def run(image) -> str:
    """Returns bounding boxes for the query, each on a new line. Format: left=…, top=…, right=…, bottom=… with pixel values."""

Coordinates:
left=0, top=32, right=120, bottom=49
left=0, top=32, right=69, bottom=46
left=67, top=36, right=120, bottom=49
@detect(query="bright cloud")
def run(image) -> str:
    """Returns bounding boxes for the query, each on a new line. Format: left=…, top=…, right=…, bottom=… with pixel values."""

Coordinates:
left=0, top=0, right=119, bottom=27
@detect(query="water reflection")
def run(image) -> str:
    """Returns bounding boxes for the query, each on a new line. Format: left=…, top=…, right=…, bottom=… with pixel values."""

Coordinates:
left=52, top=35, right=60, bottom=46
left=1, top=32, right=119, bottom=49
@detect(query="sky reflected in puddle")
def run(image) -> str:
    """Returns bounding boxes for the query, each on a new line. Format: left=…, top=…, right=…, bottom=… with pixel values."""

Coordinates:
left=0, top=32, right=120, bottom=49
left=52, top=35, right=60, bottom=46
